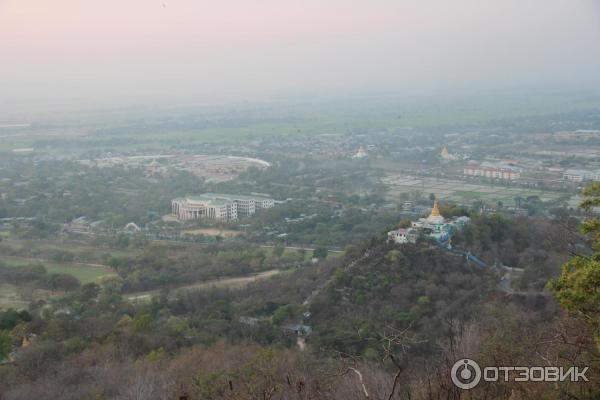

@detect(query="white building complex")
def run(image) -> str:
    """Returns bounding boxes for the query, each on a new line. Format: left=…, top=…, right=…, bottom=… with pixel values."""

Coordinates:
left=171, top=193, right=275, bottom=222
left=463, top=162, right=521, bottom=180
left=563, top=169, right=600, bottom=183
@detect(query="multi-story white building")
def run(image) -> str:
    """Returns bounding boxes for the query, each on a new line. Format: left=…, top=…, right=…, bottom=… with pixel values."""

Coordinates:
left=463, top=163, right=521, bottom=180
left=171, top=193, right=274, bottom=222
left=387, top=228, right=416, bottom=244
left=203, top=193, right=275, bottom=217
left=562, top=169, right=600, bottom=182
left=563, top=169, right=590, bottom=182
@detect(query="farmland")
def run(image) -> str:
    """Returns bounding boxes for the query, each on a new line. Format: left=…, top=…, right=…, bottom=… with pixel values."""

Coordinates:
left=382, top=174, right=569, bottom=205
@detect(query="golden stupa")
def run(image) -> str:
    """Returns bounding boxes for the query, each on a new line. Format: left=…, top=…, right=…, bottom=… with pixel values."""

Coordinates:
left=430, top=200, right=441, bottom=217
left=427, top=199, right=445, bottom=224
left=440, top=146, right=449, bottom=157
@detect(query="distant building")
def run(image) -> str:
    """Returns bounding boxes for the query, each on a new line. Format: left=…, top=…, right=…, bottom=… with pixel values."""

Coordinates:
left=554, top=130, right=600, bottom=141
left=123, top=222, right=142, bottom=233
left=401, top=201, right=413, bottom=211
left=172, top=193, right=275, bottom=222
left=239, top=316, right=261, bottom=326
left=439, top=146, right=460, bottom=161
left=562, top=169, right=600, bottom=182
left=387, top=228, right=416, bottom=244
left=352, top=145, right=368, bottom=159
left=281, top=323, right=312, bottom=336
left=563, top=169, right=591, bottom=182
left=463, top=162, right=521, bottom=180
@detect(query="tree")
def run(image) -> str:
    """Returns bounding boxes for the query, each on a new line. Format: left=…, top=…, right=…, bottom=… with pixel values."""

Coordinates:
left=514, top=196, right=524, bottom=209
left=0, top=309, right=32, bottom=330
left=272, top=244, right=285, bottom=259
left=272, top=304, right=294, bottom=325
left=48, top=273, right=81, bottom=292
left=549, top=183, right=600, bottom=352
left=313, top=246, right=328, bottom=260
left=0, top=330, right=12, bottom=360
left=133, top=312, right=155, bottom=333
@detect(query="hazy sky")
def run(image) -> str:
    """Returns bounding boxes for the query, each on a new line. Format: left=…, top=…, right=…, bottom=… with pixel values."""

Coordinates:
left=1, top=0, right=599, bottom=108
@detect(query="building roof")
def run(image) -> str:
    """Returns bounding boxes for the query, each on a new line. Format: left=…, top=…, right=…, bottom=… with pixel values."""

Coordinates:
left=389, top=228, right=410, bottom=234
left=563, top=169, right=593, bottom=176
left=177, top=193, right=274, bottom=208
left=185, top=195, right=232, bottom=207
left=466, top=165, right=519, bottom=173
left=202, top=193, right=273, bottom=201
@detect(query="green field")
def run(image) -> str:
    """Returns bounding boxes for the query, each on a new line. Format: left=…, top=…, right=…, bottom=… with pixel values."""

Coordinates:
left=382, top=175, right=570, bottom=206
left=1, top=257, right=116, bottom=284
left=2, top=90, right=600, bottom=154
left=0, top=283, right=55, bottom=310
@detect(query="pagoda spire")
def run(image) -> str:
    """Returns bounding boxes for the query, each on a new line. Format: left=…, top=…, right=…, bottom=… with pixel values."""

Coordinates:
left=430, top=199, right=441, bottom=217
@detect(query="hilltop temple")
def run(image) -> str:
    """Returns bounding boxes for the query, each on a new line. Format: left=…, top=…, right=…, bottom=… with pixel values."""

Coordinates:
left=388, top=199, right=470, bottom=244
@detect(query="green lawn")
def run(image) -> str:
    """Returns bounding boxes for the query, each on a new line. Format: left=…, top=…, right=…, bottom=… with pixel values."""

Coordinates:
left=1, top=257, right=116, bottom=284
left=453, top=191, right=485, bottom=201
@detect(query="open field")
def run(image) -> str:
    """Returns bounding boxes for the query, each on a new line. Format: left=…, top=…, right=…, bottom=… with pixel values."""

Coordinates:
left=182, top=228, right=243, bottom=237
left=382, top=174, right=569, bottom=205
left=3, top=91, right=600, bottom=154
left=0, top=283, right=56, bottom=310
left=1, top=238, right=140, bottom=261
left=0, top=256, right=117, bottom=284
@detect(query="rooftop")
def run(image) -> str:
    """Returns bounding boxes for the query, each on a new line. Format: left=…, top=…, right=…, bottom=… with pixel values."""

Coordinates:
left=203, top=192, right=273, bottom=201
left=177, top=193, right=274, bottom=207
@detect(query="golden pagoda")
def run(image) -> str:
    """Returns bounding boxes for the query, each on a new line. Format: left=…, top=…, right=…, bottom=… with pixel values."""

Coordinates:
left=426, top=199, right=445, bottom=224
left=440, top=146, right=449, bottom=158
left=430, top=200, right=441, bottom=217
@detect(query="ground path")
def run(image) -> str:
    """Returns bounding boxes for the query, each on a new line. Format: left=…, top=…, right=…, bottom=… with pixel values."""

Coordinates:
left=126, top=269, right=281, bottom=302
left=0, top=255, right=110, bottom=269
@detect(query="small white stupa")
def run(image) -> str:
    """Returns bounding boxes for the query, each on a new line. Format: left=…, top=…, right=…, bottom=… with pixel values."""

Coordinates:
left=352, top=145, right=368, bottom=159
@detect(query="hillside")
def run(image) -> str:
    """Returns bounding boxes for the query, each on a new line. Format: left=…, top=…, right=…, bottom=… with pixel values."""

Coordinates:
left=1, top=214, right=598, bottom=399
left=310, top=242, right=498, bottom=357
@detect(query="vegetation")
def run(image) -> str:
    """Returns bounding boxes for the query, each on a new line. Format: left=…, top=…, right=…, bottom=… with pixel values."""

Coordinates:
left=550, top=183, right=600, bottom=352
left=0, top=207, right=597, bottom=398
left=2, top=104, right=600, bottom=397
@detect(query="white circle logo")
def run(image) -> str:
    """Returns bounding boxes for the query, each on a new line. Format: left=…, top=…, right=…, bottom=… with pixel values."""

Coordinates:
left=451, top=358, right=481, bottom=390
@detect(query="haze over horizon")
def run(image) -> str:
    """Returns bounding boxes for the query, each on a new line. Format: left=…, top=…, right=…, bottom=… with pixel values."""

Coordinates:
left=1, top=0, right=600, bottom=111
